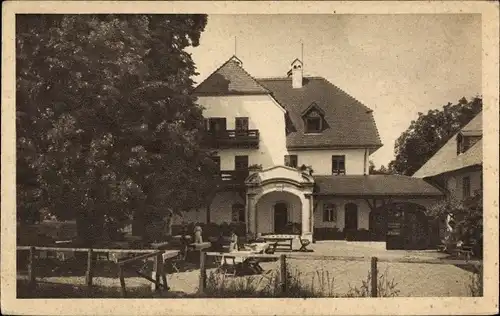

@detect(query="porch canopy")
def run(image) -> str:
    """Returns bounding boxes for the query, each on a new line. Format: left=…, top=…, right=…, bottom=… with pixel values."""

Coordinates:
left=313, top=175, right=444, bottom=198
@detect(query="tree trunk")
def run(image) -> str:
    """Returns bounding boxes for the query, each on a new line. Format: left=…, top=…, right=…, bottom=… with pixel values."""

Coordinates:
left=164, top=211, right=173, bottom=237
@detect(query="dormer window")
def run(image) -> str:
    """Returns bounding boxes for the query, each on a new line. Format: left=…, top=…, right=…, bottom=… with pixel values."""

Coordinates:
left=456, top=131, right=482, bottom=155
left=305, top=116, right=322, bottom=133
left=302, top=102, right=325, bottom=134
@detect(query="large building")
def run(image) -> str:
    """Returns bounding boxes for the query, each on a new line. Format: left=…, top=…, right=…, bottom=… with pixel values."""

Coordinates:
left=172, top=56, right=443, bottom=245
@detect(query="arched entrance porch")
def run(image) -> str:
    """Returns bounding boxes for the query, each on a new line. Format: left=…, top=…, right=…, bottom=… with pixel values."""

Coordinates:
left=255, top=191, right=302, bottom=234
left=245, top=166, right=315, bottom=241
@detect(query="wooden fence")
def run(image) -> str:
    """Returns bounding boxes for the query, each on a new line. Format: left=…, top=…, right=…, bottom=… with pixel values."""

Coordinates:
left=198, top=252, right=483, bottom=297
left=17, top=246, right=178, bottom=297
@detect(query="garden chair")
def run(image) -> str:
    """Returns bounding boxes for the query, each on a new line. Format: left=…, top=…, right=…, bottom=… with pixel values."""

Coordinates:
left=167, top=244, right=188, bottom=273
left=298, top=236, right=312, bottom=252
left=215, top=255, right=240, bottom=277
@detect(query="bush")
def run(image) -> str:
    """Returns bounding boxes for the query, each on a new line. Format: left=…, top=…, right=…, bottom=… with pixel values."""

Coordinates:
left=314, top=227, right=343, bottom=240
left=468, top=265, right=483, bottom=297
left=354, top=229, right=371, bottom=241
left=427, top=191, right=483, bottom=258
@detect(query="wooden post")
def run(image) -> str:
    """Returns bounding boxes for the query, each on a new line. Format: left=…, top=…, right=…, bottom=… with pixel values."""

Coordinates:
left=153, top=254, right=161, bottom=292
left=118, top=265, right=127, bottom=298
left=28, top=246, right=36, bottom=289
left=371, top=257, right=378, bottom=297
left=198, top=251, right=206, bottom=295
left=85, top=248, right=93, bottom=296
left=160, top=252, right=169, bottom=291
left=280, top=254, right=287, bottom=294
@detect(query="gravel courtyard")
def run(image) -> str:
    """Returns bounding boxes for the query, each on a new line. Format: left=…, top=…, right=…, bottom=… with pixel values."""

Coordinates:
left=21, top=240, right=478, bottom=297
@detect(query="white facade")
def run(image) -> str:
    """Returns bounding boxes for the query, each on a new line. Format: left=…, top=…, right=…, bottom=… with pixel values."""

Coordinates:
left=444, top=170, right=482, bottom=202
left=198, top=95, right=288, bottom=170
left=287, top=149, right=370, bottom=176
left=199, top=94, right=371, bottom=176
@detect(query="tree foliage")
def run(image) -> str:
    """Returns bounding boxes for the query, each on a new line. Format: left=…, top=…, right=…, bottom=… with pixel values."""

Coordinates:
left=368, top=160, right=393, bottom=175
left=16, top=14, right=216, bottom=243
left=389, top=97, right=482, bottom=176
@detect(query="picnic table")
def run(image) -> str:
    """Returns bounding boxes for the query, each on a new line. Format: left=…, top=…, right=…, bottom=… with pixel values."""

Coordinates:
left=261, top=235, right=295, bottom=251
left=213, top=242, right=273, bottom=276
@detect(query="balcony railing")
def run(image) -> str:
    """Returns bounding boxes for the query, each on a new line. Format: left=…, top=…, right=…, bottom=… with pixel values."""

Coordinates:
left=204, top=129, right=259, bottom=149
left=215, top=170, right=249, bottom=188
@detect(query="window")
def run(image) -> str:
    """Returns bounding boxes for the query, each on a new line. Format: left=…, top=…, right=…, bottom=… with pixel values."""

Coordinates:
left=323, top=203, right=337, bottom=222
left=305, top=116, right=322, bottom=133
left=210, top=156, right=221, bottom=171
left=284, top=155, right=298, bottom=168
left=235, top=117, right=249, bottom=132
left=235, top=156, right=249, bottom=170
left=463, top=176, right=471, bottom=198
left=232, top=203, right=245, bottom=222
left=457, top=133, right=481, bottom=155
left=206, top=118, right=227, bottom=133
left=332, top=155, right=346, bottom=175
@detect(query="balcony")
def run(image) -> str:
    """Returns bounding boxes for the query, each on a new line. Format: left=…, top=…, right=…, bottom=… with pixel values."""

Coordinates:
left=215, top=170, right=249, bottom=190
left=204, top=129, right=259, bottom=149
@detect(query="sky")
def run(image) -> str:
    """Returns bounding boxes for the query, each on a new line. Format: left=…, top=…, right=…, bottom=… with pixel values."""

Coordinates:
left=187, top=14, right=481, bottom=167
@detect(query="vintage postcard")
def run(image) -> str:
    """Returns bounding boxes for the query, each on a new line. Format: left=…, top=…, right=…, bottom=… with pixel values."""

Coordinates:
left=1, top=1, right=499, bottom=315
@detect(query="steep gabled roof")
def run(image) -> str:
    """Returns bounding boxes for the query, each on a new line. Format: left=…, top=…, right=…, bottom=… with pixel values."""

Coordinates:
left=412, top=112, right=482, bottom=178
left=194, top=56, right=270, bottom=96
left=301, top=102, right=325, bottom=117
left=314, top=175, right=444, bottom=196
left=258, top=77, right=383, bottom=150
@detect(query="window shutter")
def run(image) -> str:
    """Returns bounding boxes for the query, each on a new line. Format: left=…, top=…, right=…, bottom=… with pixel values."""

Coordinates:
left=284, top=155, right=291, bottom=166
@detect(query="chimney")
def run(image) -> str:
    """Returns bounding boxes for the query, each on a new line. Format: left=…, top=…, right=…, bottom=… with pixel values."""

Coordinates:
left=288, top=58, right=303, bottom=89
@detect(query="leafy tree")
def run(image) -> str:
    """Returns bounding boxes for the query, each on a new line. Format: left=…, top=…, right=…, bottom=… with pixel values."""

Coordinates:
left=16, top=14, right=216, bottom=244
left=368, top=160, right=392, bottom=175
left=389, top=97, right=482, bottom=176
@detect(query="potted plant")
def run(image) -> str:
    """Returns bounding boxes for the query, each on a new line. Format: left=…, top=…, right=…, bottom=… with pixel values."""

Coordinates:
left=248, top=164, right=263, bottom=172
left=298, top=164, right=314, bottom=175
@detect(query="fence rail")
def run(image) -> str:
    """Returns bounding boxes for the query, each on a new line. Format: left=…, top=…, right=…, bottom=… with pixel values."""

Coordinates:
left=17, top=245, right=177, bottom=298
left=199, top=251, right=482, bottom=297
left=17, top=246, right=161, bottom=254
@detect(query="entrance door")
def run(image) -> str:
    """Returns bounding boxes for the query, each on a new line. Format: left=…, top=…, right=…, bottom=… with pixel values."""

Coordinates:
left=274, top=202, right=288, bottom=233
left=344, top=203, right=358, bottom=231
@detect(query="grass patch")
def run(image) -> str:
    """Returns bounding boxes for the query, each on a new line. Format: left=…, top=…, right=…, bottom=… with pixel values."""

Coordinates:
left=204, top=265, right=400, bottom=298
left=17, top=279, right=189, bottom=298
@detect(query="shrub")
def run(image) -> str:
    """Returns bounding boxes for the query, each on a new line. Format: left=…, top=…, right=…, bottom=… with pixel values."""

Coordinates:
left=427, top=191, right=483, bottom=258
left=468, top=265, right=483, bottom=297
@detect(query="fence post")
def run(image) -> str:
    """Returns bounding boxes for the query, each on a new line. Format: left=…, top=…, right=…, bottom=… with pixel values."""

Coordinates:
left=198, top=251, right=206, bottom=295
left=371, top=257, right=378, bottom=297
left=28, top=246, right=36, bottom=289
left=153, top=253, right=162, bottom=292
left=118, top=264, right=127, bottom=298
left=280, top=254, right=287, bottom=295
left=160, top=252, right=169, bottom=291
left=85, top=248, right=93, bottom=296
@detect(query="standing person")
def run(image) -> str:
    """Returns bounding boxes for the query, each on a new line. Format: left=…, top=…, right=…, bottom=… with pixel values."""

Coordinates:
left=229, top=230, right=238, bottom=252
left=194, top=225, right=203, bottom=244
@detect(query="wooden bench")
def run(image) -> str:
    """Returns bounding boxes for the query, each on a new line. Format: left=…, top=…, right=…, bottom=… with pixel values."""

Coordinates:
left=262, top=235, right=295, bottom=251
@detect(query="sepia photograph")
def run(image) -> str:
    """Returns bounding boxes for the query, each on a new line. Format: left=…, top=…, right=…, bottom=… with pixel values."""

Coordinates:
left=1, top=1, right=499, bottom=315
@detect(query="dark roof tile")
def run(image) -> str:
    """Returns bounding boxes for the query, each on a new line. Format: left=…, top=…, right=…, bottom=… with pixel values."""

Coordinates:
left=258, top=77, right=383, bottom=149
left=314, top=175, right=444, bottom=196
left=194, top=56, right=269, bottom=95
